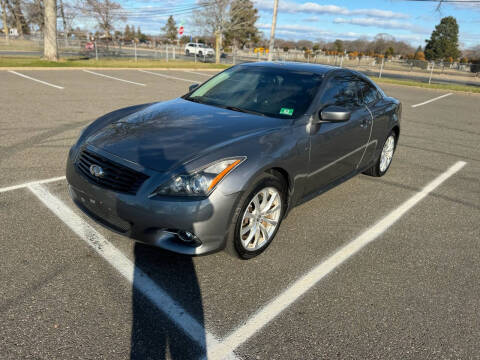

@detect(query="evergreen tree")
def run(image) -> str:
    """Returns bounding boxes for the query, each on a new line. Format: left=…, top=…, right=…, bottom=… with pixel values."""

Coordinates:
left=333, top=39, right=344, bottom=53
left=384, top=46, right=394, bottom=58
left=162, top=15, right=177, bottom=42
left=425, top=16, right=461, bottom=61
left=224, top=0, right=259, bottom=48
left=124, top=24, right=132, bottom=41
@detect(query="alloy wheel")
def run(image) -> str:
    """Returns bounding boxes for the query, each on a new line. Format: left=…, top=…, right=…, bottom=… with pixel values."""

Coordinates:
left=239, top=187, right=282, bottom=251
left=380, top=135, right=395, bottom=172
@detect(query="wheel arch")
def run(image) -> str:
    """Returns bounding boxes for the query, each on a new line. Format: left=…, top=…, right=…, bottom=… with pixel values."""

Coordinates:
left=392, top=125, right=400, bottom=141
left=265, top=167, right=292, bottom=212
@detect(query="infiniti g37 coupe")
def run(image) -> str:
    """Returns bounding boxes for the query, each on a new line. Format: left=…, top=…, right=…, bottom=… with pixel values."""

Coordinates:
left=66, top=62, right=401, bottom=259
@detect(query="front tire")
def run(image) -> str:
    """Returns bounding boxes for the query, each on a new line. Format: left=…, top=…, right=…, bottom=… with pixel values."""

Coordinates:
left=228, top=173, right=286, bottom=259
left=185, top=49, right=190, bottom=56
left=363, top=131, right=397, bottom=177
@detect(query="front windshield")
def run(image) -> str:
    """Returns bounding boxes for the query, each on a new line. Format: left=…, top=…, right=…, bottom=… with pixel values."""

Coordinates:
left=184, top=66, right=323, bottom=119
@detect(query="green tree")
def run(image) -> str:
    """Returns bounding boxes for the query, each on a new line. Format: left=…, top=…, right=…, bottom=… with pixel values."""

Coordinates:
left=425, top=16, right=461, bottom=61
left=179, top=35, right=190, bottom=44
left=224, top=0, right=259, bottom=49
left=162, top=15, right=177, bottom=42
left=124, top=24, right=132, bottom=41
left=384, top=46, right=394, bottom=58
left=333, top=39, right=344, bottom=53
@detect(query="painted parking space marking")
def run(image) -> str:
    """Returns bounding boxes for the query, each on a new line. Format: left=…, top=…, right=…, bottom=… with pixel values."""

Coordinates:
left=138, top=69, right=198, bottom=83
left=184, top=71, right=214, bottom=77
left=411, top=93, right=452, bottom=108
left=82, top=69, right=146, bottom=86
left=207, top=160, right=467, bottom=359
left=8, top=70, right=64, bottom=89
left=27, top=183, right=238, bottom=360
left=0, top=176, right=66, bottom=193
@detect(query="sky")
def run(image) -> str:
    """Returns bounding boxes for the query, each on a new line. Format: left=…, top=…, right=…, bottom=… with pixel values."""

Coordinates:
left=114, top=0, right=480, bottom=49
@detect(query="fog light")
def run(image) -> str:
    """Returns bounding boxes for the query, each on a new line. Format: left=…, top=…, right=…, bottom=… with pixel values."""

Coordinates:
left=177, top=230, right=202, bottom=246
left=178, top=231, right=194, bottom=242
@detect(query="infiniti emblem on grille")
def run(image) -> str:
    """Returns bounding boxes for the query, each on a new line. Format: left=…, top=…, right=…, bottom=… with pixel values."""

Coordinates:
left=90, top=164, right=105, bottom=178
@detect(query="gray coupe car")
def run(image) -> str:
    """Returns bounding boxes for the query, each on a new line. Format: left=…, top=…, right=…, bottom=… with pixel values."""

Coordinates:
left=66, top=62, right=401, bottom=259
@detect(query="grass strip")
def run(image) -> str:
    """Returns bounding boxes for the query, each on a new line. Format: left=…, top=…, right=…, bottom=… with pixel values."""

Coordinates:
left=374, top=76, right=480, bottom=94
left=0, top=56, right=230, bottom=69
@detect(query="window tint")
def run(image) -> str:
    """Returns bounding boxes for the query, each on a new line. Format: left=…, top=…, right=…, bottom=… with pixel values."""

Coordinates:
left=320, top=73, right=360, bottom=109
left=358, top=80, right=380, bottom=105
left=186, top=66, right=323, bottom=119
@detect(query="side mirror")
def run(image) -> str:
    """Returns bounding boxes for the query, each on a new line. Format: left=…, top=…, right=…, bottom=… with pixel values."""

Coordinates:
left=319, top=105, right=351, bottom=122
left=189, top=83, right=199, bottom=92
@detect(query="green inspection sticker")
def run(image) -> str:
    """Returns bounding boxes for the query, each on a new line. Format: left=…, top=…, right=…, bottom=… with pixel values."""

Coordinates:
left=279, top=107, right=294, bottom=116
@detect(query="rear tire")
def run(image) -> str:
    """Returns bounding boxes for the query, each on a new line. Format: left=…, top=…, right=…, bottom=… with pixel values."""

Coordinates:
left=185, top=50, right=190, bottom=56
left=363, top=131, right=397, bottom=177
left=226, top=173, right=286, bottom=259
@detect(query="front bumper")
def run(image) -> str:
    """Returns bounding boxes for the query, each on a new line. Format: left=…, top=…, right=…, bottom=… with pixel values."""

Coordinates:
left=66, top=151, right=240, bottom=255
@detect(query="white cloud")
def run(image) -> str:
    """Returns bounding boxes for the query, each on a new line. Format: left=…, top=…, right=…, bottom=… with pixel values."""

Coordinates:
left=449, top=0, right=480, bottom=10
left=258, top=23, right=370, bottom=41
left=333, top=17, right=428, bottom=33
left=253, top=0, right=410, bottom=19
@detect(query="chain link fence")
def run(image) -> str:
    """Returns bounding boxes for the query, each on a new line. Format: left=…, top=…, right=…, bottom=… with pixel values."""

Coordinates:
left=2, top=36, right=479, bottom=87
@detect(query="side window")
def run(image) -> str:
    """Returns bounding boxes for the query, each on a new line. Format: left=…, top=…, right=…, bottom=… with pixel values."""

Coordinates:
left=359, top=80, right=380, bottom=105
left=320, top=73, right=360, bottom=110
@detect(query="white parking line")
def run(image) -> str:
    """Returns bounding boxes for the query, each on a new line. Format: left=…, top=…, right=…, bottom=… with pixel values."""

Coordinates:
left=138, top=69, right=198, bottom=83
left=8, top=70, right=64, bottom=90
left=184, top=71, right=214, bottom=77
left=0, top=176, right=66, bottom=193
left=207, top=160, right=467, bottom=359
left=411, top=93, right=452, bottom=108
left=82, top=69, right=146, bottom=86
left=27, top=183, right=238, bottom=360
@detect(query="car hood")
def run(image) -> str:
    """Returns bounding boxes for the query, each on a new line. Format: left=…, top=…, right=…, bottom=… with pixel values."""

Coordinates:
left=86, top=98, right=284, bottom=172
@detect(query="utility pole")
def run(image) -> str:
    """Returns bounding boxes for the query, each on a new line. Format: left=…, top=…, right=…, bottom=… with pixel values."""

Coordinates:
left=215, top=30, right=221, bottom=64
left=267, top=0, right=279, bottom=61
left=43, top=0, right=58, bottom=61
left=1, top=0, right=9, bottom=44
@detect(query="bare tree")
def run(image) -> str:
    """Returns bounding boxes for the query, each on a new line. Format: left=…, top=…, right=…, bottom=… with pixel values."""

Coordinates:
left=195, top=0, right=230, bottom=63
left=59, top=0, right=67, bottom=43
left=43, top=0, right=58, bottom=60
left=25, top=0, right=45, bottom=32
left=1, top=0, right=9, bottom=43
left=6, top=0, right=29, bottom=38
left=58, top=0, right=77, bottom=45
left=82, top=0, right=125, bottom=39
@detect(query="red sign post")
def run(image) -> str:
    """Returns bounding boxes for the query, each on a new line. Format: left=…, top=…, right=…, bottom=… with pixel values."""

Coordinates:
left=178, top=26, right=184, bottom=36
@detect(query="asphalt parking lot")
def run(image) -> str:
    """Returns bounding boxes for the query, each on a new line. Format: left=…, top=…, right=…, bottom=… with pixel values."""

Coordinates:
left=1, top=68, right=479, bottom=360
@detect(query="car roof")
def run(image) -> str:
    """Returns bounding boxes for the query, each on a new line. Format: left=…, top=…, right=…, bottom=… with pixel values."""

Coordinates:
left=239, top=61, right=339, bottom=75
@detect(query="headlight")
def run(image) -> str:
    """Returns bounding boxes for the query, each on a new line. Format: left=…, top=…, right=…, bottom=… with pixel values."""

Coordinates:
left=150, top=157, right=246, bottom=197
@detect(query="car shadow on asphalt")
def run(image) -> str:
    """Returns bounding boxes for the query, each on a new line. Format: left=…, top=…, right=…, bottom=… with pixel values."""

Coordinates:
left=130, top=245, right=207, bottom=359
left=127, top=137, right=211, bottom=359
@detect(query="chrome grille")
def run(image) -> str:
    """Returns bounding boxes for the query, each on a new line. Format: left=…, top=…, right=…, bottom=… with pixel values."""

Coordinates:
left=75, top=149, right=148, bottom=195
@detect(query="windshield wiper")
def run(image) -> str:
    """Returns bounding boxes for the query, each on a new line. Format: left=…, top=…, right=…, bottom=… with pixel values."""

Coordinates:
left=223, top=106, right=267, bottom=117
left=185, top=97, right=204, bottom=104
